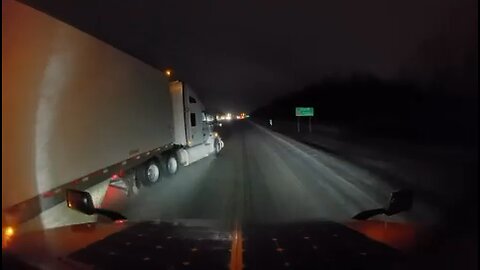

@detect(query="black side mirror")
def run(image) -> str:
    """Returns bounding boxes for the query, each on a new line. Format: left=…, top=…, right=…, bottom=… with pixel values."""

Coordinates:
left=66, top=189, right=127, bottom=221
left=352, top=189, right=413, bottom=220
left=385, top=189, right=413, bottom=216
left=66, top=189, right=95, bottom=215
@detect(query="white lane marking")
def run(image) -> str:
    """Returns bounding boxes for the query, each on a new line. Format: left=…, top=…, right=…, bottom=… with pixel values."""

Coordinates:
left=246, top=128, right=353, bottom=219
left=254, top=124, right=382, bottom=207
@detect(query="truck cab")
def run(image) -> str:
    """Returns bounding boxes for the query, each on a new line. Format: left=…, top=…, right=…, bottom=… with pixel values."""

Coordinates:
left=170, top=81, right=224, bottom=166
left=184, top=87, right=208, bottom=147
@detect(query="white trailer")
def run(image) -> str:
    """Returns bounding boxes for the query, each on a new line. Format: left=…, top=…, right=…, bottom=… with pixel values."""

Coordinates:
left=2, top=0, right=223, bottom=233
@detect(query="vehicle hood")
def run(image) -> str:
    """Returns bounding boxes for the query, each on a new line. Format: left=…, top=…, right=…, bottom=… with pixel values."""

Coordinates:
left=3, top=219, right=420, bottom=269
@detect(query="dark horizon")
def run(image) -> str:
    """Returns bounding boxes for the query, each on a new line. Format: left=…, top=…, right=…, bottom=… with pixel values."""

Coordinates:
left=19, top=0, right=478, bottom=112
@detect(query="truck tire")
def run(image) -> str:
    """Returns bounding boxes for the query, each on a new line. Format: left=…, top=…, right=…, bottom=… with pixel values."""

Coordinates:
left=176, top=149, right=189, bottom=166
left=136, top=160, right=161, bottom=186
left=214, top=139, right=221, bottom=156
left=164, top=155, right=179, bottom=176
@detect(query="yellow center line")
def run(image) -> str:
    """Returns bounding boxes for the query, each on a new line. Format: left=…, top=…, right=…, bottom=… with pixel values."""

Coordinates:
left=230, top=222, right=244, bottom=270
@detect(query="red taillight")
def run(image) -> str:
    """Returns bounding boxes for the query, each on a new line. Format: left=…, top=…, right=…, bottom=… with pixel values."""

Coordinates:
left=71, top=179, right=81, bottom=185
left=42, top=191, right=55, bottom=198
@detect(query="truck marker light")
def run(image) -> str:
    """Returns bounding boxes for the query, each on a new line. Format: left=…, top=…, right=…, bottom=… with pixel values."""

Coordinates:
left=146, top=152, right=151, bottom=156
left=136, top=156, right=141, bottom=160
left=2, top=226, right=15, bottom=249
left=4, top=227, right=14, bottom=237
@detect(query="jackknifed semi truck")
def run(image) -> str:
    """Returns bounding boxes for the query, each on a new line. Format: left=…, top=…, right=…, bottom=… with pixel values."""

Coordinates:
left=2, top=0, right=223, bottom=233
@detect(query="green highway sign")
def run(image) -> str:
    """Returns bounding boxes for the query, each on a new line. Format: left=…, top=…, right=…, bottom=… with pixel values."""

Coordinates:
left=295, top=107, right=314, bottom=117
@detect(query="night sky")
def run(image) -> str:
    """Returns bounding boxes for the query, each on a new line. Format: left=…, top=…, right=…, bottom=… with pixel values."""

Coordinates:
left=21, top=0, right=478, bottom=112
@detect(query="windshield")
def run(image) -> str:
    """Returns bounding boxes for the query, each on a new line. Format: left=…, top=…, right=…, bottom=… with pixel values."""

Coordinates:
left=2, top=0, right=477, bottom=269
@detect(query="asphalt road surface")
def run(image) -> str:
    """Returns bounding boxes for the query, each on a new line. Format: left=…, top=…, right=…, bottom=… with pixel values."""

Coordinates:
left=102, top=121, right=424, bottom=229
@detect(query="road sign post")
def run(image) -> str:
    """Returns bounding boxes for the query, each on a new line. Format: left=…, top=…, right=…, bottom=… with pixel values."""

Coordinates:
left=295, top=107, right=314, bottom=133
left=309, top=116, right=312, bottom=133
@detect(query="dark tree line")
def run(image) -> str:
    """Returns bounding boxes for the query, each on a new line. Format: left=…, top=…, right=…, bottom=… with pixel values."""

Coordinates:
left=252, top=74, right=477, bottom=146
